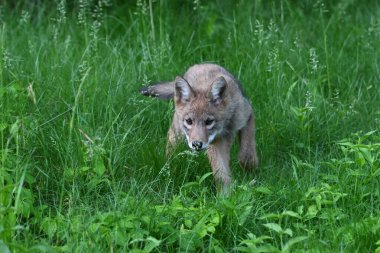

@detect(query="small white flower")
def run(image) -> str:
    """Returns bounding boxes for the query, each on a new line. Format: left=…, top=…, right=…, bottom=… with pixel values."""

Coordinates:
left=309, top=48, right=319, bottom=74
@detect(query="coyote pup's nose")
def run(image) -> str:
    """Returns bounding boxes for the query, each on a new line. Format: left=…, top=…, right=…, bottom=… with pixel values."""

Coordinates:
left=192, top=141, right=203, bottom=151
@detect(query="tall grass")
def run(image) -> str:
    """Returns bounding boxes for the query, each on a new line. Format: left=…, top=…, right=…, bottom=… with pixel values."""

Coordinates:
left=0, top=0, right=379, bottom=252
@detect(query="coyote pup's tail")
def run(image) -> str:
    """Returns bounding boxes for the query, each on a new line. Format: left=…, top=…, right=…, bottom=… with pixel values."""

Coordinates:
left=139, top=82, right=174, bottom=100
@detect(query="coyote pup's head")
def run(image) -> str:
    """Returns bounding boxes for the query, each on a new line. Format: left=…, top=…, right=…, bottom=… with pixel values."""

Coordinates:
left=174, top=76, right=228, bottom=151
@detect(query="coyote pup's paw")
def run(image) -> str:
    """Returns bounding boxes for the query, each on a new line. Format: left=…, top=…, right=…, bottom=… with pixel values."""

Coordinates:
left=239, top=150, right=259, bottom=171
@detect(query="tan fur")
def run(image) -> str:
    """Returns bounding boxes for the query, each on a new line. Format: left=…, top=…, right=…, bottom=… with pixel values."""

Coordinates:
left=140, top=63, right=258, bottom=193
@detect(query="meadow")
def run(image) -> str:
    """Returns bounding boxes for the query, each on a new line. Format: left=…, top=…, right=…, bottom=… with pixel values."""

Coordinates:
left=0, top=0, right=379, bottom=252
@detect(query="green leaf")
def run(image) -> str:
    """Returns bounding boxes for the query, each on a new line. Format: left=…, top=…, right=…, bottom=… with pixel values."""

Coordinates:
left=93, top=157, right=106, bottom=176
left=263, top=223, right=283, bottom=234
left=283, top=228, right=293, bottom=237
left=29, top=244, right=53, bottom=253
left=184, top=219, right=193, bottom=228
left=376, top=240, right=380, bottom=253
left=356, top=154, right=366, bottom=167
left=359, top=147, right=374, bottom=165
left=282, top=236, right=308, bottom=252
left=372, top=168, right=380, bottom=177
left=0, top=123, right=7, bottom=131
left=256, top=187, right=273, bottom=195
left=0, top=240, right=10, bottom=253
left=315, top=194, right=322, bottom=210
left=143, top=236, right=161, bottom=252
left=239, top=206, right=252, bottom=226
left=181, top=182, right=199, bottom=189
left=63, top=168, right=75, bottom=181
left=282, top=210, right=302, bottom=219
left=305, top=205, right=318, bottom=219
left=210, top=212, right=220, bottom=225
left=240, top=234, right=272, bottom=245
left=259, top=213, right=282, bottom=220
left=41, top=217, right=57, bottom=237
left=199, top=172, right=213, bottom=184
left=207, top=226, right=216, bottom=233
left=80, top=166, right=91, bottom=173
left=256, top=245, right=280, bottom=252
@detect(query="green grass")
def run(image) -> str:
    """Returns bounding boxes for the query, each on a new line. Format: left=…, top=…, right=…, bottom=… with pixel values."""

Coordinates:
left=1, top=0, right=380, bottom=252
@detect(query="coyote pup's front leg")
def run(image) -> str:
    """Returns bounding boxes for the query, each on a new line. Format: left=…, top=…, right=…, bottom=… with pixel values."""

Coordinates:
left=207, top=137, right=233, bottom=193
left=239, top=111, right=259, bottom=169
left=166, top=114, right=181, bottom=155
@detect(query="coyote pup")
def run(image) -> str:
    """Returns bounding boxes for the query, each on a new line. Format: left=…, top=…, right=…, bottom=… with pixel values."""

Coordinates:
left=140, top=63, right=258, bottom=192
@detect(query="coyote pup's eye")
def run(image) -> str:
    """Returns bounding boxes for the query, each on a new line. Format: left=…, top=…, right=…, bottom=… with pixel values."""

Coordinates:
left=185, top=118, right=193, bottom=125
left=205, top=118, right=214, bottom=126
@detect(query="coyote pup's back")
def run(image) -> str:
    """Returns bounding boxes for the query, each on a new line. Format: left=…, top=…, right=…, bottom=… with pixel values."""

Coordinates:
left=140, top=63, right=258, bottom=192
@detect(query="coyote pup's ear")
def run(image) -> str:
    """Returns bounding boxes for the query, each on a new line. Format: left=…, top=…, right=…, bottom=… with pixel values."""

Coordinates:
left=210, top=76, right=227, bottom=104
left=175, top=76, right=193, bottom=104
